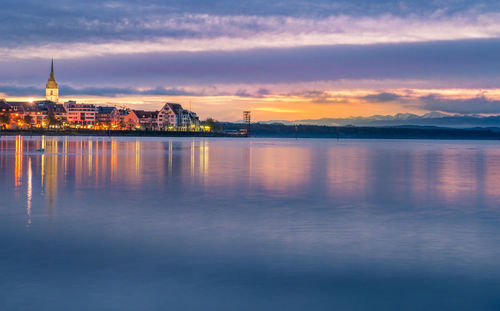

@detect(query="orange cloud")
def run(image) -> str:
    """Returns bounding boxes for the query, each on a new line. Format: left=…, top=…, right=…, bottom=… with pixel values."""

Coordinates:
left=6, top=88, right=500, bottom=121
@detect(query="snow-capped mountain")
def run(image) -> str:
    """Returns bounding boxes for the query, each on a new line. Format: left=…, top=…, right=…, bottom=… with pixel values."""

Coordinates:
left=262, top=113, right=500, bottom=128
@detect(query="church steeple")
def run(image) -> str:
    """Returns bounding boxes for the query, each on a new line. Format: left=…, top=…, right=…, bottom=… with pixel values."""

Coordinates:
left=46, top=59, right=59, bottom=102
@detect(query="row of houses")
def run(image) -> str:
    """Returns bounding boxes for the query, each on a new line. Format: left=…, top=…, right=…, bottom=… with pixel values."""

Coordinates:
left=0, top=99, right=202, bottom=131
left=1, top=61, right=206, bottom=131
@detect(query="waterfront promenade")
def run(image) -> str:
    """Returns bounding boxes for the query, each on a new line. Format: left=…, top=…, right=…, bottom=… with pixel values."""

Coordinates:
left=0, top=129, right=246, bottom=138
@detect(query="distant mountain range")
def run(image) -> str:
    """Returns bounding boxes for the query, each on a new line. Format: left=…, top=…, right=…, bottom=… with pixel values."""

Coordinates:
left=261, top=113, right=500, bottom=128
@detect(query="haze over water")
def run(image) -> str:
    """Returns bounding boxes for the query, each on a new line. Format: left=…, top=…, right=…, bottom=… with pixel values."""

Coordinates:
left=1, top=136, right=500, bottom=310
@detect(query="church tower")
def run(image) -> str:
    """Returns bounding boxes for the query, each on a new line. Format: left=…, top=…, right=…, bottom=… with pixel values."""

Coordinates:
left=46, top=59, right=59, bottom=103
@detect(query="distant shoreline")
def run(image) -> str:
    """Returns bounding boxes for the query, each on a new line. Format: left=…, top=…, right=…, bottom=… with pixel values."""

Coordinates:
left=0, top=129, right=244, bottom=138
left=3, top=125, right=500, bottom=140
left=222, top=123, right=500, bottom=140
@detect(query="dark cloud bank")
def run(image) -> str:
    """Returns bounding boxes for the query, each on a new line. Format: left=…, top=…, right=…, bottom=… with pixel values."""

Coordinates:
left=1, top=38, right=499, bottom=87
left=0, top=85, right=201, bottom=97
left=359, top=92, right=500, bottom=114
left=1, top=0, right=498, bottom=46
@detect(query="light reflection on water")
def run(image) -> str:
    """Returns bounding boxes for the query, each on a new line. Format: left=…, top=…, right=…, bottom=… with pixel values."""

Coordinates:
left=1, top=136, right=500, bottom=310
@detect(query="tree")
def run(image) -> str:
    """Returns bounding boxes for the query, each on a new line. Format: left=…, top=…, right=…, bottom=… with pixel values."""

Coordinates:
left=48, top=111, right=61, bottom=126
left=203, top=118, right=223, bottom=132
left=0, top=113, right=9, bottom=125
left=24, top=115, right=33, bottom=125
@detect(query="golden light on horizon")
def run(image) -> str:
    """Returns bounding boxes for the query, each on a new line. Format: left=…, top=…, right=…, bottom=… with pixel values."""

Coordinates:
left=5, top=87, right=500, bottom=122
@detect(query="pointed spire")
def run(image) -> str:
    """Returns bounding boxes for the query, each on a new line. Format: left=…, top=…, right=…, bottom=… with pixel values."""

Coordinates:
left=46, top=59, right=58, bottom=89
left=50, top=59, right=55, bottom=79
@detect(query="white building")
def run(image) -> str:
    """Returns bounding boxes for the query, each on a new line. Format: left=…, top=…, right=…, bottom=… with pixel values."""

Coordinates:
left=64, top=101, right=97, bottom=125
left=182, top=110, right=199, bottom=128
left=158, top=103, right=182, bottom=128
left=158, top=103, right=200, bottom=129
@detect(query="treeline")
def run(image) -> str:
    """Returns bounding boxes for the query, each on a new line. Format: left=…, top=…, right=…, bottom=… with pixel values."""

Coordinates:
left=222, top=122, right=500, bottom=140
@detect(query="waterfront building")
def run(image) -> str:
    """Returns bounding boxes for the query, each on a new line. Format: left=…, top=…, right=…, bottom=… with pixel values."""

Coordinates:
left=0, top=100, right=13, bottom=128
left=64, top=101, right=97, bottom=125
left=7, top=102, right=40, bottom=126
left=181, top=110, right=200, bottom=129
left=4, top=101, right=65, bottom=127
left=110, top=108, right=130, bottom=127
left=46, top=102, right=67, bottom=123
left=8, top=102, right=45, bottom=126
left=96, top=106, right=115, bottom=127
left=1, top=60, right=66, bottom=128
left=0, top=100, right=13, bottom=114
left=46, top=60, right=59, bottom=103
left=122, top=109, right=161, bottom=130
left=158, top=103, right=181, bottom=128
left=123, top=109, right=140, bottom=130
left=0, top=61, right=205, bottom=131
left=132, top=110, right=160, bottom=130
left=158, top=103, right=199, bottom=129
left=33, top=101, right=66, bottom=124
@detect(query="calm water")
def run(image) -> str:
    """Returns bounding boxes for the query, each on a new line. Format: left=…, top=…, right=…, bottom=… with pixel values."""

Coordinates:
left=1, top=136, right=500, bottom=310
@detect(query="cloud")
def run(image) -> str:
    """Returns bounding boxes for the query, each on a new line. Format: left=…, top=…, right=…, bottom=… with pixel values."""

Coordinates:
left=0, top=85, right=44, bottom=96
left=0, top=84, right=202, bottom=97
left=2, top=9, right=500, bottom=58
left=301, top=91, right=339, bottom=104
left=235, top=88, right=271, bottom=98
left=253, top=107, right=302, bottom=113
left=421, top=94, right=500, bottom=114
left=256, top=88, right=270, bottom=96
left=2, top=38, right=499, bottom=88
left=61, top=86, right=201, bottom=97
left=235, top=89, right=254, bottom=97
left=281, top=90, right=351, bottom=105
left=361, top=92, right=405, bottom=103
left=358, top=91, right=500, bottom=114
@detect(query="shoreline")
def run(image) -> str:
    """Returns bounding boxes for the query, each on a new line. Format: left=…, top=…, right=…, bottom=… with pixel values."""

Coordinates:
left=2, top=126, right=500, bottom=140
left=0, top=129, right=245, bottom=138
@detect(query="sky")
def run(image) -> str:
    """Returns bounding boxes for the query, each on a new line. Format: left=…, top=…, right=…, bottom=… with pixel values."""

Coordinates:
left=1, top=0, right=500, bottom=121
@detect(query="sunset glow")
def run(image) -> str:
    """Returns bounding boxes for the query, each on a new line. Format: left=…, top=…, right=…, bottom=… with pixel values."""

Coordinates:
left=1, top=0, right=499, bottom=122
left=5, top=87, right=500, bottom=121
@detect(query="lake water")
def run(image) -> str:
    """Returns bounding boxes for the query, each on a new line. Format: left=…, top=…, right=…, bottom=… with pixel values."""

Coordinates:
left=1, top=136, right=500, bottom=310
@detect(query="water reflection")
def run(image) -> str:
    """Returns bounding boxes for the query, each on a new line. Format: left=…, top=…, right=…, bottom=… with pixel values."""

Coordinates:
left=484, top=149, right=500, bottom=201
left=15, top=135, right=23, bottom=191
left=3, top=137, right=500, bottom=214
left=327, top=144, right=369, bottom=199
left=27, top=156, right=32, bottom=227
left=201, top=140, right=209, bottom=184
left=168, top=140, right=173, bottom=176
left=135, top=140, right=140, bottom=177
left=251, top=143, right=312, bottom=193
left=2, top=137, right=500, bottom=310
left=44, top=138, right=58, bottom=211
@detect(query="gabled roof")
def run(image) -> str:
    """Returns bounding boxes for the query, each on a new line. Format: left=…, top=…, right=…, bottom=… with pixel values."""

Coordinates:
left=132, top=110, right=158, bottom=119
left=181, top=109, right=198, bottom=118
left=51, top=104, right=66, bottom=113
left=162, top=103, right=183, bottom=115
left=97, top=106, right=115, bottom=114
left=35, top=100, right=55, bottom=104
left=117, top=109, right=130, bottom=116
left=7, top=102, right=41, bottom=112
left=7, top=101, right=30, bottom=107
left=0, top=100, right=12, bottom=111
left=6, top=101, right=66, bottom=114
